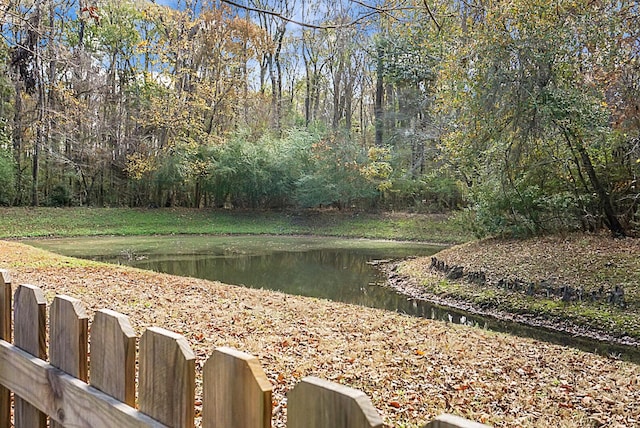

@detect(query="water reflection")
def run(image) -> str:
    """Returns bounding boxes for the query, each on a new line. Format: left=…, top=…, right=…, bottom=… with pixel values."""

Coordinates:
left=126, top=249, right=425, bottom=308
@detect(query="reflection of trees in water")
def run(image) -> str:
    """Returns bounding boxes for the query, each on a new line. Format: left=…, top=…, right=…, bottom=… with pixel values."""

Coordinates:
left=132, top=248, right=460, bottom=316
left=135, top=250, right=392, bottom=303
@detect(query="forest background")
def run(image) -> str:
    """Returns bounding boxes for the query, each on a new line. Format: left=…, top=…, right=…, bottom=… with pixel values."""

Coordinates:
left=1, top=0, right=639, bottom=238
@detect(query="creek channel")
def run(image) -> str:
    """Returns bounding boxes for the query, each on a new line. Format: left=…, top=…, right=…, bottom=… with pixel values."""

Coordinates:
left=25, top=234, right=640, bottom=362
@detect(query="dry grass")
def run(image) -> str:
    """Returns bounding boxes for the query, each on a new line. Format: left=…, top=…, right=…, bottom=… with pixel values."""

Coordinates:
left=2, top=240, right=639, bottom=427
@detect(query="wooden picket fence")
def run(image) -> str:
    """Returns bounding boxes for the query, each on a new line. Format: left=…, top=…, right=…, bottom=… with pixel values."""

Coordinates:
left=0, top=269, right=489, bottom=428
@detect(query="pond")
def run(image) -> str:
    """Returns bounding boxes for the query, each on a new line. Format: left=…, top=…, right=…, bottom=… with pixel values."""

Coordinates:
left=26, top=235, right=442, bottom=313
left=25, top=235, right=640, bottom=362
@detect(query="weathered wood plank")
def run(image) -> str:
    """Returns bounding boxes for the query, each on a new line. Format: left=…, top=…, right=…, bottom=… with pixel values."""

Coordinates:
left=139, top=327, right=196, bottom=427
left=50, top=295, right=89, bottom=380
left=14, top=284, right=47, bottom=428
left=423, top=414, right=490, bottom=428
left=287, top=376, right=384, bottom=428
left=0, top=270, right=11, bottom=342
left=0, top=340, right=167, bottom=428
left=90, top=309, right=136, bottom=406
left=50, top=295, right=89, bottom=428
left=0, top=269, right=12, bottom=427
left=202, top=346, right=272, bottom=428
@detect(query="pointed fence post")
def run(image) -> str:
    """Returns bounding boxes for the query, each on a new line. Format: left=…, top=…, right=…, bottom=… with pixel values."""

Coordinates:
left=202, top=346, right=272, bottom=428
left=0, top=270, right=11, bottom=427
left=90, top=309, right=137, bottom=406
left=139, top=327, right=195, bottom=427
left=422, top=414, right=491, bottom=428
left=287, top=376, right=384, bottom=428
left=50, top=295, right=89, bottom=427
left=14, top=284, right=47, bottom=428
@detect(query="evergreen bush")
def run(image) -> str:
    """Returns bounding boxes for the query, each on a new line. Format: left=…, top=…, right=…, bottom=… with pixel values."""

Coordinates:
left=0, top=150, right=16, bottom=206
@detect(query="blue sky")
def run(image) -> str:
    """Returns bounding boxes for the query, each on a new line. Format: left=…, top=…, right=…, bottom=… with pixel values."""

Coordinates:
left=156, top=0, right=178, bottom=8
left=153, top=0, right=179, bottom=7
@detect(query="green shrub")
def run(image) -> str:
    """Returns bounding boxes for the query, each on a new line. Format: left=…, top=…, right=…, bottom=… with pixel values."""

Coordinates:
left=204, top=128, right=317, bottom=208
left=48, top=184, right=72, bottom=207
left=384, top=173, right=463, bottom=213
left=0, top=149, right=16, bottom=206
left=293, top=135, right=377, bottom=209
left=468, top=180, right=587, bottom=238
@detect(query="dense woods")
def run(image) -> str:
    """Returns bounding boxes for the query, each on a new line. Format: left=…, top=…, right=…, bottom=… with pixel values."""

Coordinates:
left=1, top=0, right=639, bottom=237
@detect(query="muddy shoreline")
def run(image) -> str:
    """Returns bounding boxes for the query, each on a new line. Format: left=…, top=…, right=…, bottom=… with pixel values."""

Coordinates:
left=381, top=261, right=640, bottom=350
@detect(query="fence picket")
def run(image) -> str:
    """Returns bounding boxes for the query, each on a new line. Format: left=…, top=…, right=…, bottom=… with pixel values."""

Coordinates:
left=0, top=269, right=11, bottom=427
left=91, top=309, right=137, bottom=406
left=202, top=346, right=272, bottom=428
left=14, top=284, right=47, bottom=428
left=50, top=295, right=89, bottom=428
left=0, top=269, right=492, bottom=428
left=287, top=376, right=384, bottom=428
left=139, top=327, right=195, bottom=427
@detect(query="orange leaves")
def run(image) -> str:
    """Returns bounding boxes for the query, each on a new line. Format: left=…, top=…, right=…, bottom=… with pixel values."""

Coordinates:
left=81, top=5, right=101, bottom=24
left=453, top=382, right=472, bottom=392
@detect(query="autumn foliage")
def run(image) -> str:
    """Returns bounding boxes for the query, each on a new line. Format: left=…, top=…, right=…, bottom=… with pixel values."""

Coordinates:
left=1, top=0, right=639, bottom=235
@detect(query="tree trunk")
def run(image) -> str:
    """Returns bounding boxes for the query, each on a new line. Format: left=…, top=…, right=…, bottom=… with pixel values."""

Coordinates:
left=304, top=59, right=311, bottom=126
left=344, top=74, right=353, bottom=134
left=31, top=4, right=44, bottom=207
left=271, top=23, right=286, bottom=134
left=375, top=44, right=384, bottom=146
left=32, top=119, right=41, bottom=206
left=331, top=59, right=344, bottom=130
left=12, top=83, right=23, bottom=205
left=574, top=138, right=626, bottom=237
left=560, top=125, right=626, bottom=237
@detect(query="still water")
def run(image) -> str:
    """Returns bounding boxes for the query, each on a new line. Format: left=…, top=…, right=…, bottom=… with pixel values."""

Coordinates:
left=25, top=235, right=640, bottom=362
left=27, top=235, right=443, bottom=313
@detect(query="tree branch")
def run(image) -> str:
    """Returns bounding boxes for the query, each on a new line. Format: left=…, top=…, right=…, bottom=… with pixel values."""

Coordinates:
left=422, top=0, right=441, bottom=32
left=220, top=0, right=378, bottom=29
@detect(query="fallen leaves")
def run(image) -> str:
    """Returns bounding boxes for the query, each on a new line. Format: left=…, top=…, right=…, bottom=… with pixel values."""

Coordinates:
left=398, top=231, right=640, bottom=348
left=2, top=240, right=640, bottom=427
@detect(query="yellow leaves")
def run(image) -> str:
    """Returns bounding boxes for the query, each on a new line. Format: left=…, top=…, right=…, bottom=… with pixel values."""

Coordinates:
left=361, top=147, right=393, bottom=192
left=367, top=146, right=391, bottom=162
left=126, top=152, right=157, bottom=180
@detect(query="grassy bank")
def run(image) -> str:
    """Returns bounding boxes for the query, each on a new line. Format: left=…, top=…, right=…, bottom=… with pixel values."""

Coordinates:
left=0, top=207, right=470, bottom=243
left=398, top=233, right=640, bottom=342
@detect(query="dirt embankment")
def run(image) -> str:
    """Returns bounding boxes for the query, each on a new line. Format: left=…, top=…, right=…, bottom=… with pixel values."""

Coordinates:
left=385, top=232, right=640, bottom=346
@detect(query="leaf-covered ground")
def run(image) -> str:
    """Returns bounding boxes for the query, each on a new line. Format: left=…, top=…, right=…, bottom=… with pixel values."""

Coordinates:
left=1, top=241, right=639, bottom=427
left=398, top=232, right=640, bottom=342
